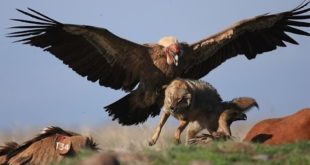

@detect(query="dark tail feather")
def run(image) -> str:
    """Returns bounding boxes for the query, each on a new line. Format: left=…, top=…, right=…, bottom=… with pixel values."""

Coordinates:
left=104, top=92, right=161, bottom=125
left=222, top=97, right=259, bottom=112
left=0, top=142, right=19, bottom=156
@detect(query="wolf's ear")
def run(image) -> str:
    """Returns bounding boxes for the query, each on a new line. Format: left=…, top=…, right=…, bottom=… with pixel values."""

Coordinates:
left=55, top=134, right=71, bottom=155
left=184, top=93, right=192, bottom=105
left=162, top=85, right=168, bottom=90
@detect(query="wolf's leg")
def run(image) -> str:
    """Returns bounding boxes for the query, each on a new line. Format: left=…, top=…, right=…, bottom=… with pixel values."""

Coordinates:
left=175, top=120, right=188, bottom=144
left=148, top=111, right=170, bottom=146
left=186, top=121, right=203, bottom=144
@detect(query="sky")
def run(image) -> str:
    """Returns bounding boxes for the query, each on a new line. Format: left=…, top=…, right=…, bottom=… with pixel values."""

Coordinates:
left=0, top=0, right=309, bottom=131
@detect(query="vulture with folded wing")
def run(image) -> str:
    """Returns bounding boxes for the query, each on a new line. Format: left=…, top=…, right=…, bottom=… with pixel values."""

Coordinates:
left=8, top=2, right=310, bottom=125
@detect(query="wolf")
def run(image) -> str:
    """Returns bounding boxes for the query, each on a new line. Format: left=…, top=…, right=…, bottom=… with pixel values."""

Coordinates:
left=149, top=79, right=258, bottom=145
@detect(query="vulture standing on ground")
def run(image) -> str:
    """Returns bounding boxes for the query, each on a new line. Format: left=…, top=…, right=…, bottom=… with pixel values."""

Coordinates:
left=8, top=2, right=310, bottom=125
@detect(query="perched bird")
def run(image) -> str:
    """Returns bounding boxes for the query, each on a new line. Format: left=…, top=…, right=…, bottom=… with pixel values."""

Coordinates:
left=8, top=2, right=310, bottom=125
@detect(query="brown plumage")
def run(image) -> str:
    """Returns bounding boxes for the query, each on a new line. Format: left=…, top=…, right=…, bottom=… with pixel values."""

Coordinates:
left=0, top=142, right=19, bottom=164
left=243, top=108, right=310, bottom=145
left=2, top=126, right=98, bottom=165
left=8, top=2, right=310, bottom=125
left=148, top=79, right=258, bottom=145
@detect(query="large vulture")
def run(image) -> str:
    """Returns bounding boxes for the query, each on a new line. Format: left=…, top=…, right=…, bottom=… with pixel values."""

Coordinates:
left=8, top=2, right=310, bottom=125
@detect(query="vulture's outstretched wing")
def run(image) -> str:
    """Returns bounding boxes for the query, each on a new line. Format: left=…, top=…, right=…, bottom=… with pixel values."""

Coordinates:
left=8, top=8, right=152, bottom=91
left=182, top=2, right=310, bottom=79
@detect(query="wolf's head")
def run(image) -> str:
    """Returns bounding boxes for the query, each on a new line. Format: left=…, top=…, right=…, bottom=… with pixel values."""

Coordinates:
left=164, top=79, right=192, bottom=113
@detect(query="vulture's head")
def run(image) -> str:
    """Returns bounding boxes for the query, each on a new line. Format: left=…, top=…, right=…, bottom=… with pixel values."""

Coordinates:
left=222, top=110, right=247, bottom=126
left=159, top=36, right=183, bottom=66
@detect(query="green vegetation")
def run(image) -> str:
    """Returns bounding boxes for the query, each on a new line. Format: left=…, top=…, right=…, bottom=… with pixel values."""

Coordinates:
left=147, top=141, right=310, bottom=165
left=57, top=141, right=310, bottom=165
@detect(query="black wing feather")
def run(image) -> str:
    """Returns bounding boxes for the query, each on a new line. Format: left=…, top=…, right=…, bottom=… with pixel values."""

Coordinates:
left=183, top=1, right=310, bottom=79
left=8, top=8, right=144, bottom=91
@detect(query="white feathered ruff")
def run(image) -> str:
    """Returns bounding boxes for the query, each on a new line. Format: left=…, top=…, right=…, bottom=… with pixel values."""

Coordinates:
left=158, top=36, right=179, bottom=47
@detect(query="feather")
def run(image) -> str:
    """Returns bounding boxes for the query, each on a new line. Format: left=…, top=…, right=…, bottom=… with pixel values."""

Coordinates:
left=16, top=9, right=55, bottom=23
left=288, top=15, right=310, bottom=19
left=284, top=26, right=310, bottom=36
left=286, top=20, right=310, bottom=27
left=27, top=8, right=60, bottom=24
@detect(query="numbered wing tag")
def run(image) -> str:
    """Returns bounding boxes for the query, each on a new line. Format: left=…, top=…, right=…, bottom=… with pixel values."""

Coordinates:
left=55, top=134, right=71, bottom=155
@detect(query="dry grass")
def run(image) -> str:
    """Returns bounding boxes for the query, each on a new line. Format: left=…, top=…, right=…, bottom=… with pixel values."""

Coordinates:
left=85, top=123, right=178, bottom=152
left=0, top=121, right=254, bottom=153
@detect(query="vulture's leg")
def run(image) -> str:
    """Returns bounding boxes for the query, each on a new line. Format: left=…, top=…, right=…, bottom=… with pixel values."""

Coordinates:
left=148, top=111, right=170, bottom=146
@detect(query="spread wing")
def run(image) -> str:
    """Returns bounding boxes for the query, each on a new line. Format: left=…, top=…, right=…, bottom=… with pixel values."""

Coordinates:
left=182, top=2, right=310, bottom=79
left=8, top=8, right=153, bottom=91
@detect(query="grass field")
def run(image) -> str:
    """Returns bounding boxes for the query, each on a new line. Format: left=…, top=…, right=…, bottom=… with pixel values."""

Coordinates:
left=149, top=141, right=310, bottom=165
left=58, top=140, right=310, bottom=165
left=1, top=124, right=310, bottom=165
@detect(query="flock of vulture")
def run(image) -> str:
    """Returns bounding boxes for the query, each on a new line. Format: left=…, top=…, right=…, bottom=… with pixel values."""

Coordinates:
left=1, top=1, right=310, bottom=164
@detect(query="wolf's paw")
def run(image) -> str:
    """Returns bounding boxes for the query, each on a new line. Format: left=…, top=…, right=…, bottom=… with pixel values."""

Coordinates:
left=148, top=139, right=156, bottom=146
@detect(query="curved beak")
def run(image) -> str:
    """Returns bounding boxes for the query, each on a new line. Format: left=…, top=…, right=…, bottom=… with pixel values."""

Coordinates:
left=173, top=54, right=179, bottom=66
left=239, top=113, right=247, bottom=120
left=173, top=48, right=183, bottom=66
left=167, top=52, right=179, bottom=66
